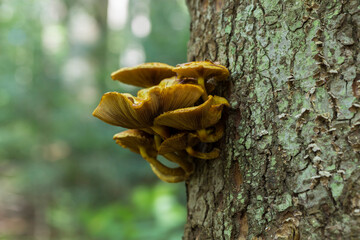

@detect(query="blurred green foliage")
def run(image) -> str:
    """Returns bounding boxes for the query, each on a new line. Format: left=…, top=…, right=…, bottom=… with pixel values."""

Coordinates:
left=0, top=0, right=190, bottom=239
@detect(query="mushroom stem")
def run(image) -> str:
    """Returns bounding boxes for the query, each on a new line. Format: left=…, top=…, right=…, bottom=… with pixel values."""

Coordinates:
left=149, top=164, right=186, bottom=183
left=139, top=147, right=184, bottom=176
left=196, top=123, right=224, bottom=143
left=197, top=76, right=208, bottom=100
left=151, top=125, right=170, bottom=139
left=163, top=152, right=194, bottom=176
left=154, top=135, right=162, bottom=150
left=185, top=146, right=220, bottom=160
left=197, top=129, right=208, bottom=141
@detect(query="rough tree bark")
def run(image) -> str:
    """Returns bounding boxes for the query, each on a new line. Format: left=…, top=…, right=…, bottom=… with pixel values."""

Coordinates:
left=184, top=0, right=360, bottom=239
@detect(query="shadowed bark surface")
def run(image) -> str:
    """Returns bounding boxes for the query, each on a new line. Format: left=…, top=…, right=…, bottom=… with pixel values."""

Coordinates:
left=184, top=0, right=360, bottom=239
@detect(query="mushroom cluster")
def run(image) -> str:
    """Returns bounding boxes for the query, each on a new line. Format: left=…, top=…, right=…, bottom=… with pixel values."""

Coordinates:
left=93, top=61, right=230, bottom=183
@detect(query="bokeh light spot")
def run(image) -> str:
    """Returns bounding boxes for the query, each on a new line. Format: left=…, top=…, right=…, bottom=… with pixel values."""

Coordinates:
left=107, top=0, right=128, bottom=30
left=120, top=46, right=145, bottom=67
left=131, top=15, right=151, bottom=38
left=42, top=25, right=64, bottom=54
left=69, top=8, right=99, bottom=44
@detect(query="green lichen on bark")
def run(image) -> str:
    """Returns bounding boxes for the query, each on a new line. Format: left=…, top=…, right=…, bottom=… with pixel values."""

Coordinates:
left=184, top=0, right=360, bottom=239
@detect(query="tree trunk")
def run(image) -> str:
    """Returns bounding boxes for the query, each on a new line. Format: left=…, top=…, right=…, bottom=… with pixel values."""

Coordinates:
left=184, top=0, right=360, bottom=239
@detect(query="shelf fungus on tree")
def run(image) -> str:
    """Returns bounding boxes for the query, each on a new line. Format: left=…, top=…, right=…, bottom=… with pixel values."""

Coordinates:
left=93, top=61, right=230, bottom=183
left=173, top=60, right=229, bottom=100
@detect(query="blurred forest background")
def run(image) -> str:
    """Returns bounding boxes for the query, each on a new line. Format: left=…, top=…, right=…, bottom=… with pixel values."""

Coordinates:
left=0, top=0, right=190, bottom=239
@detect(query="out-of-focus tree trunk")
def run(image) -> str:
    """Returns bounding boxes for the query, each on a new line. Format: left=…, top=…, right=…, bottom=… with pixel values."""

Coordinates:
left=184, top=0, right=360, bottom=239
left=92, top=0, right=109, bottom=93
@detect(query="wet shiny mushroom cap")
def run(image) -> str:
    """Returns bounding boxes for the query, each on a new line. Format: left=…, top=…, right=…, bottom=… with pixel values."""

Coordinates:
left=111, top=62, right=176, bottom=88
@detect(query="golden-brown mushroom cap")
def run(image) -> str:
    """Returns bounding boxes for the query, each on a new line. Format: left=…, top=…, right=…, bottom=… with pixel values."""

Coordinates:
left=111, top=62, right=176, bottom=88
left=113, top=129, right=155, bottom=155
left=92, top=84, right=204, bottom=129
left=154, top=95, right=230, bottom=130
left=173, top=60, right=229, bottom=81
